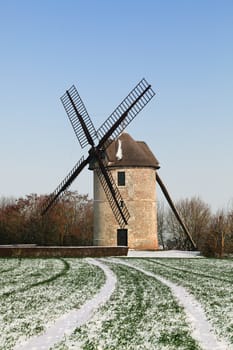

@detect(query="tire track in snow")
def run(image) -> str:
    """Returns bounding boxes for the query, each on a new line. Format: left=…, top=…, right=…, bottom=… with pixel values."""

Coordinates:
left=109, top=259, right=230, bottom=350
left=1, top=258, right=69, bottom=298
left=14, top=258, right=116, bottom=350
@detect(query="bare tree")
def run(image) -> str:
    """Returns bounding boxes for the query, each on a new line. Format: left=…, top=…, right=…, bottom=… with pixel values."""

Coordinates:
left=201, top=201, right=233, bottom=257
left=226, top=209, right=233, bottom=253
left=157, top=200, right=166, bottom=249
left=166, top=196, right=211, bottom=250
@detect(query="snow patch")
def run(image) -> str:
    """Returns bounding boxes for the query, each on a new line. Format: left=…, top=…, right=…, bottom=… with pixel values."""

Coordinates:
left=127, top=249, right=202, bottom=258
left=116, top=139, right=123, bottom=160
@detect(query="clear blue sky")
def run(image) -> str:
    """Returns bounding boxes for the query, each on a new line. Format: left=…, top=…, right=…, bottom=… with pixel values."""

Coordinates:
left=0, top=0, right=232, bottom=212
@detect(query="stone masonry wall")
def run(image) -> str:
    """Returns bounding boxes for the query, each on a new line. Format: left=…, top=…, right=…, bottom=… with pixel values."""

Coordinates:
left=93, top=167, right=158, bottom=250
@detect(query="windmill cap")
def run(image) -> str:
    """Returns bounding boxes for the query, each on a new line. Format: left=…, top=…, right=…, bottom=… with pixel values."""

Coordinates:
left=106, top=132, right=160, bottom=169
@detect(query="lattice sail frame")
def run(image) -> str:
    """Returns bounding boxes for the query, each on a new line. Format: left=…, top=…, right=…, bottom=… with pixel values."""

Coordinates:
left=97, top=79, right=155, bottom=150
left=41, top=156, right=89, bottom=215
left=61, top=85, right=97, bottom=148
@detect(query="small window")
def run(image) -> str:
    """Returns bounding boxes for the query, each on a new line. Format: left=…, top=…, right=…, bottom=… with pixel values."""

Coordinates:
left=118, top=171, right=125, bottom=186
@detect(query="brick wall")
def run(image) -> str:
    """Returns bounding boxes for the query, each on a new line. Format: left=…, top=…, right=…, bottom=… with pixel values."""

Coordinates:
left=0, top=246, right=128, bottom=258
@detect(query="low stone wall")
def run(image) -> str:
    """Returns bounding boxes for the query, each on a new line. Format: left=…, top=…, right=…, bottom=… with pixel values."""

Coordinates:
left=0, top=245, right=128, bottom=258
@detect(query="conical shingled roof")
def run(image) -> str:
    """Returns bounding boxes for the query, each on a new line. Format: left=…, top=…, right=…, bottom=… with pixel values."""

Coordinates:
left=106, top=132, right=160, bottom=169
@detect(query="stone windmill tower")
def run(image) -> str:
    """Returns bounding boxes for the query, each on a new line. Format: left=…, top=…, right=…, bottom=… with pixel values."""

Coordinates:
left=93, top=132, right=160, bottom=250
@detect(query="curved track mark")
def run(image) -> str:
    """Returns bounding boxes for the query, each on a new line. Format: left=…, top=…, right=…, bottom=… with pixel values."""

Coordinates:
left=0, top=258, right=21, bottom=274
left=1, top=258, right=69, bottom=298
left=14, top=258, right=116, bottom=350
left=109, top=259, right=230, bottom=350
left=148, top=259, right=233, bottom=284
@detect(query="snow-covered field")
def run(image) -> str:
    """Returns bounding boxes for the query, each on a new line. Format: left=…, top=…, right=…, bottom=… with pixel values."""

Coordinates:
left=0, top=255, right=232, bottom=349
left=128, top=257, right=233, bottom=347
left=0, top=258, right=105, bottom=349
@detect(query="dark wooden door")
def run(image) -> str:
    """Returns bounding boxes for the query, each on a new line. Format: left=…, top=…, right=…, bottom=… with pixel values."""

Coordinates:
left=117, top=229, right=128, bottom=246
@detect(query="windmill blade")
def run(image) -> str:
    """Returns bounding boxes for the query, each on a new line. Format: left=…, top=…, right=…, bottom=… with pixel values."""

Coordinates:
left=97, top=78, right=155, bottom=150
left=156, top=173, right=197, bottom=250
left=61, top=85, right=97, bottom=148
left=95, top=157, right=130, bottom=228
left=41, top=155, right=90, bottom=215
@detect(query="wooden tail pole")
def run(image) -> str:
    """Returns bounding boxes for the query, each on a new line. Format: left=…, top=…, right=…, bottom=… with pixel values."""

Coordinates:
left=156, top=173, right=197, bottom=250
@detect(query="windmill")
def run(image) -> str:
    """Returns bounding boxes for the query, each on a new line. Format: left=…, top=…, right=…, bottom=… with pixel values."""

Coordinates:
left=41, top=79, right=196, bottom=250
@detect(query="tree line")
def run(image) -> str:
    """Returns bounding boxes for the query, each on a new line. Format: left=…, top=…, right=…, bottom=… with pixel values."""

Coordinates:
left=157, top=196, right=233, bottom=257
left=0, top=192, right=93, bottom=246
left=0, top=192, right=233, bottom=257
